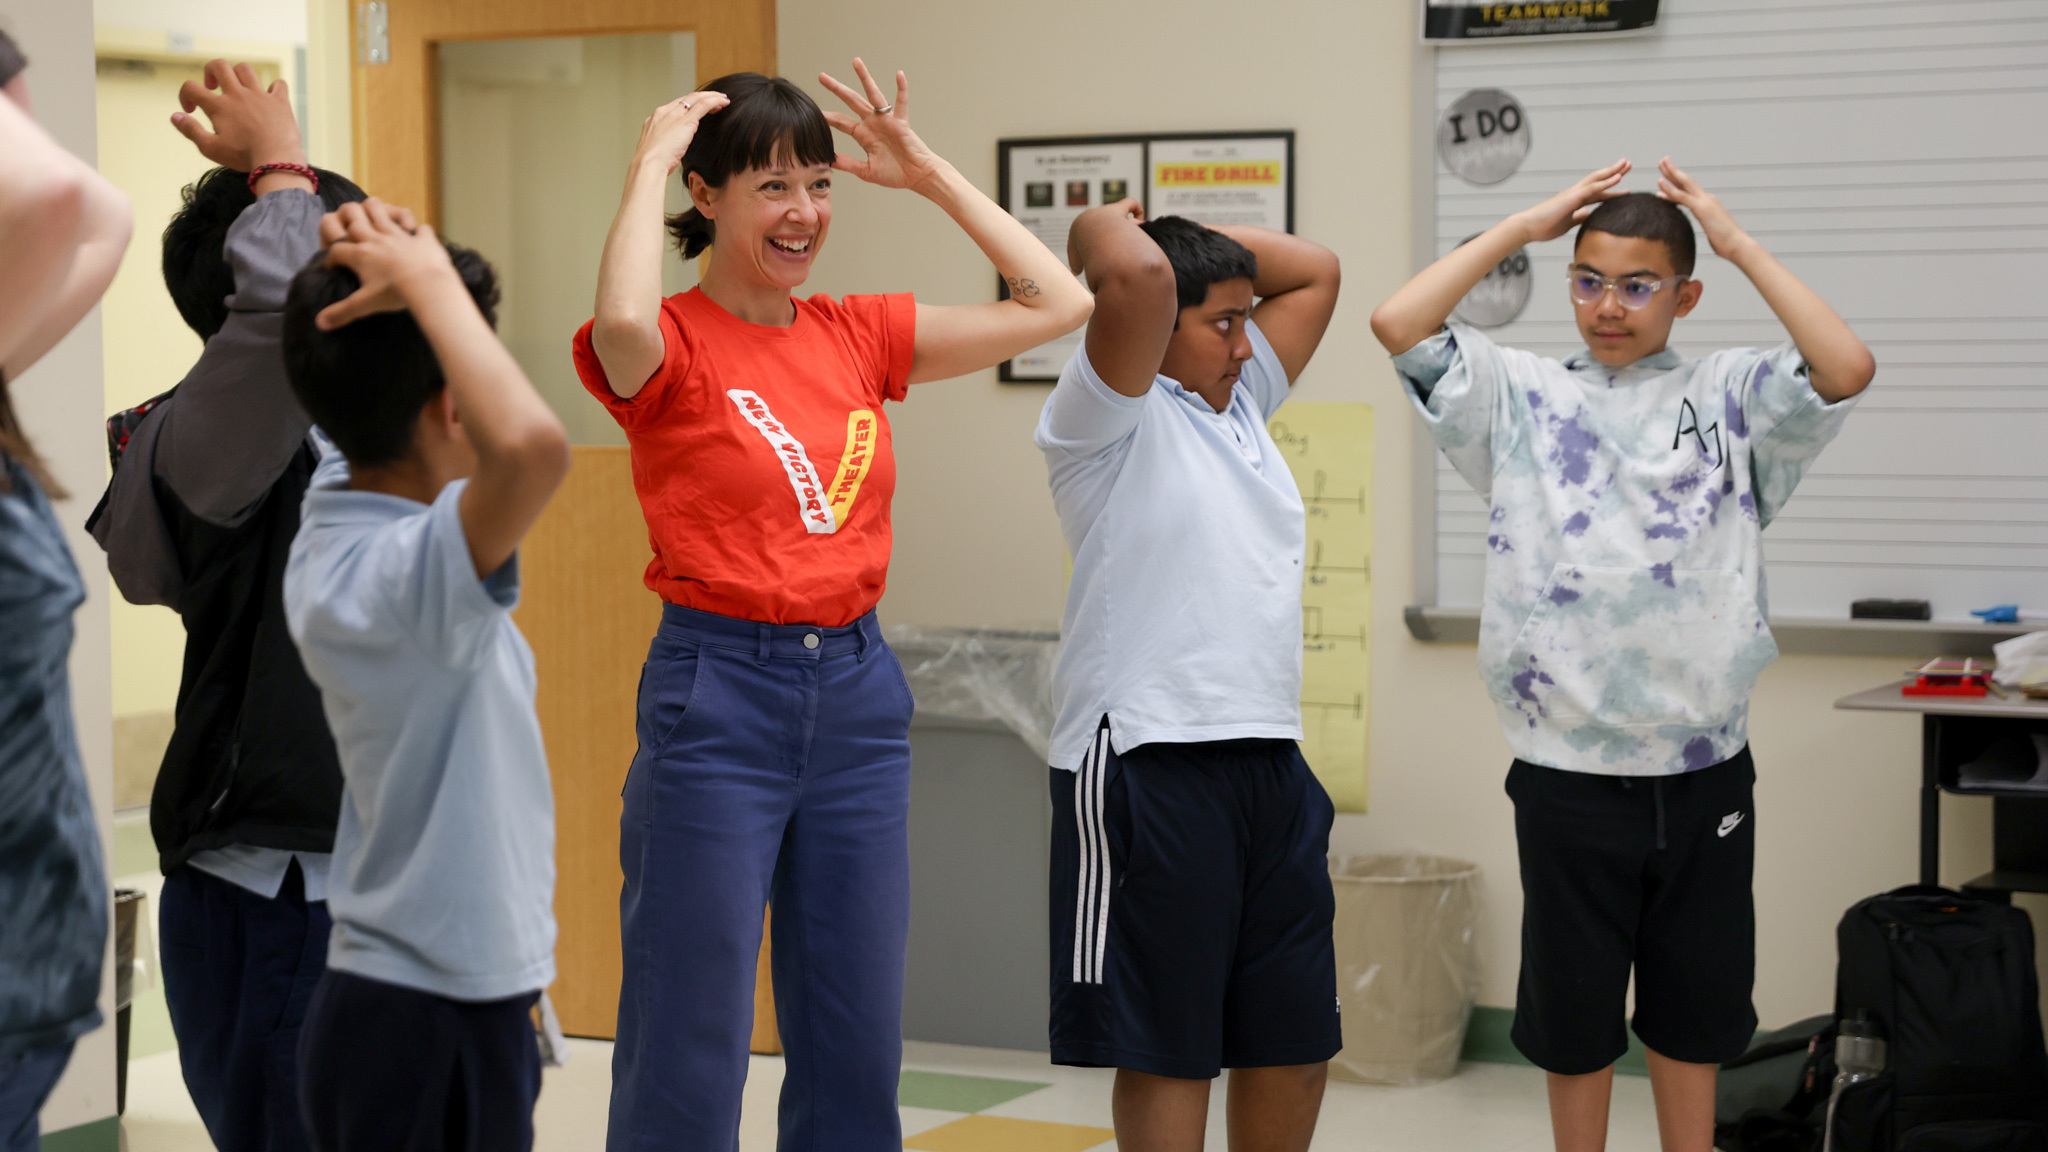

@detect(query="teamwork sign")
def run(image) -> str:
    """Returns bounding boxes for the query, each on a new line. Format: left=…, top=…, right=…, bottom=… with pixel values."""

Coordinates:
left=1424, top=0, right=1659, bottom=41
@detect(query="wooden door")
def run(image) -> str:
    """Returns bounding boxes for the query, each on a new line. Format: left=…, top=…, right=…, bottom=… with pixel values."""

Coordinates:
left=350, top=0, right=779, bottom=1050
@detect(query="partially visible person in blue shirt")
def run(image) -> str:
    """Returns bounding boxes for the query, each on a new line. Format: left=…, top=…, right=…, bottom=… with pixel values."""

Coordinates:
left=279, top=196, right=569, bottom=1152
left=0, top=27, right=133, bottom=1152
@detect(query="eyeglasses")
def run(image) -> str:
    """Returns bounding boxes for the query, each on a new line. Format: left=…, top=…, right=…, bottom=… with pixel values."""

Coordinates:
left=1566, top=269, right=1688, bottom=310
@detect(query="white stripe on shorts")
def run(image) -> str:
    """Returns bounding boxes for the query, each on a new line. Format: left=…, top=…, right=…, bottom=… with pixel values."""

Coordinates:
left=1071, top=725, right=1112, bottom=984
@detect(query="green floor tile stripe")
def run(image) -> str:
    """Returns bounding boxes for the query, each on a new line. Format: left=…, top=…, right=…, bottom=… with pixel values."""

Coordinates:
left=897, top=1069, right=1049, bottom=1113
left=1460, top=1006, right=1650, bottom=1077
left=41, top=1116, right=119, bottom=1152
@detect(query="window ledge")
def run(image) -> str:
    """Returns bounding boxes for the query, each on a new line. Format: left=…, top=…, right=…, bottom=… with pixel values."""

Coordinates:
left=1402, top=605, right=2036, bottom=658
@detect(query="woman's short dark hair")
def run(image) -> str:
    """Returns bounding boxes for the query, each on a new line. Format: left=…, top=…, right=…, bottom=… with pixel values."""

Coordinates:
left=1138, top=216, right=1260, bottom=312
left=1576, top=192, right=1697, bottom=277
left=665, top=72, right=835, bottom=260
left=282, top=243, right=499, bottom=468
left=163, top=166, right=368, bottom=340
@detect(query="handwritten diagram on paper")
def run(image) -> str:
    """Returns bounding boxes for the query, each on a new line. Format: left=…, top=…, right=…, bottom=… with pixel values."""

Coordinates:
left=1268, top=403, right=1374, bottom=813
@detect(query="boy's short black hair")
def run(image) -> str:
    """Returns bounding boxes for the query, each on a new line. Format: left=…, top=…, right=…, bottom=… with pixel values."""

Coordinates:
left=282, top=243, right=499, bottom=468
left=1138, top=215, right=1259, bottom=311
left=666, top=72, right=836, bottom=259
left=1575, top=192, right=1697, bottom=277
left=163, top=166, right=368, bottom=340
left=0, top=30, right=28, bottom=88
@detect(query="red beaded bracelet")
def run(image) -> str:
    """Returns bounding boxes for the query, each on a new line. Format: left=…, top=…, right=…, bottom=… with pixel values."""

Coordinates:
left=246, top=162, right=319, bottom=193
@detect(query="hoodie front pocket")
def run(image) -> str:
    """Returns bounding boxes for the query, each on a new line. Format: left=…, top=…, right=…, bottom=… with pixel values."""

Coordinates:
left=1503, top=564, right=1777, bottom=730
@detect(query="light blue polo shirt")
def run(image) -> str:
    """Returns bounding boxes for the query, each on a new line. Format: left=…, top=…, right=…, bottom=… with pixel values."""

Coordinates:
left=284, top=445, right=556, bottom=1001
left=1035, top=321, right=1306, bottom=771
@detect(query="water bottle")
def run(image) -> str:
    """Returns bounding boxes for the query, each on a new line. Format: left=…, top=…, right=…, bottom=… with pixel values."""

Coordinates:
left=1822, top=1015, right=1887, bottom=1152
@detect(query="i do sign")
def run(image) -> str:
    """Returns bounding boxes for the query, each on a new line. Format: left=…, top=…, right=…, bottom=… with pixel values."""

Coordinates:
left=1436, top=88, right=1529, bottom=185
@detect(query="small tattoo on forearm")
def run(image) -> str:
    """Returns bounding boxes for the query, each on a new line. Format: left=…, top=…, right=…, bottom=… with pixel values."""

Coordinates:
left=1007, top=277, right=1042, bottom=299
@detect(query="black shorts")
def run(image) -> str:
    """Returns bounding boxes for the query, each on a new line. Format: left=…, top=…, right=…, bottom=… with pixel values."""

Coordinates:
left=1049, top=726, right=1342, bottom=1080
left=1508, top=748, right=1758, bottom=1075
left=298, top=971, right=541, bottom=1152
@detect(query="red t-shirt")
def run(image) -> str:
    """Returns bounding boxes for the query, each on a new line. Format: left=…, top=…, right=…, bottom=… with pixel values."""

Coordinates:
left=572, top=287, right=916, bottom=626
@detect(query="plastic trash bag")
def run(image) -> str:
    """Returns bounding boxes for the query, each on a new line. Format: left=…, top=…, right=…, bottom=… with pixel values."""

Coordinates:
left=886, top=625, right=1060, bottom=762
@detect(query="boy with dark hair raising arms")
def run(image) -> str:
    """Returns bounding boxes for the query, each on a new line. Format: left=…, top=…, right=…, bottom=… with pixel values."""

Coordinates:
left=1036, top=201, right=1340, bottom=1152
left=88, top=60, right=365, bottom=1152
left=1370, top=159, right=1874, bottom=1151
left=281, top=200, right=569, bottom=1151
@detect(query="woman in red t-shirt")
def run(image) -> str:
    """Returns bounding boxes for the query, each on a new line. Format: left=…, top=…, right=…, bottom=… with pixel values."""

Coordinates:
left=575, top=63, right=1089, bottom=1148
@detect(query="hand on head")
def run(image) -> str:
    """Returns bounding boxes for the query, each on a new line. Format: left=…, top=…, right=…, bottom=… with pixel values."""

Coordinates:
left=1519, top=159, right=1630, bottom=242
left=314, top=198, right=447, bottom=331
left=633, top=89, right=731, bottom=175
left=818, top=59, right=943, bottom=192
left=1655, top=157, right=1749, bottom=261
left=171, top=59, right=305, bottom=172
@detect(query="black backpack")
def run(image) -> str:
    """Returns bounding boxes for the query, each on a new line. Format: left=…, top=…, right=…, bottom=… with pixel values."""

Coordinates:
left=1715, top=1015, right=1836, bottom=1151
left=1829, top=886, right=2048, bottom=1151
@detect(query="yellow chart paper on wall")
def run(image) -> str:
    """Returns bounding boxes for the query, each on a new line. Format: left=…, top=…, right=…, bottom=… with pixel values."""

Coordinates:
left=1268, top=403, right=1374, bottom=813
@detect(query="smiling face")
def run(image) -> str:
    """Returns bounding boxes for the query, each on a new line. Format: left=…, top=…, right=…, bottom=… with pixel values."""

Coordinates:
left=1570, top=230, right=1705, bottom=368
left=692, top=158, right=835, bottom=292
left=1158, top=278, right=1256, bottom=412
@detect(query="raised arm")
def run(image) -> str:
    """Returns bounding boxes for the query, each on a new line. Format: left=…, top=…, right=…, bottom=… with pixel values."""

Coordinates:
left=317, top=200, right=570, bottom=577
left=1212, top=226, right=1339, bottom=383
left=156, top=60, right=330, bottom=525
left=591, top=90, right=730, bottom=399
left=1370, top=160, right=1629, bottom=356
left=0, top=95, right=130, bottom=382
left=1656, top=158, right=1873, bottom=402
left=819, top=61, right=1091, bottom=385
left=1066, top=200, right=1174, bottom=397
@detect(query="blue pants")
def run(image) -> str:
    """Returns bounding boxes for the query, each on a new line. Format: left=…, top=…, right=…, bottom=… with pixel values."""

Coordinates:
left=608, top=606, right=914, bottom=1152
left=0, top=1043, right=71, bottom=1152
left=160, top=860, right=331, bottom=1152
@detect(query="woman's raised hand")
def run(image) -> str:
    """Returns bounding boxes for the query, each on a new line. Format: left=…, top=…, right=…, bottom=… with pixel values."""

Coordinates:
left=819, top=59, right=944, bottom=193
left=632, top=90, right=731, bottom=175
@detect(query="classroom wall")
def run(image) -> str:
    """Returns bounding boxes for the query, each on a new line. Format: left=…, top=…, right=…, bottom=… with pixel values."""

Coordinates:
left=777, top=0, right=2028, bottom=1027
left=0, top=0, right=121, bottom=1141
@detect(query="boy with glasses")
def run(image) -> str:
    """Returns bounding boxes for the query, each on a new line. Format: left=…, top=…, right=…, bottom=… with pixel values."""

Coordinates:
left=1370, top=159, right=1874, bottom=1152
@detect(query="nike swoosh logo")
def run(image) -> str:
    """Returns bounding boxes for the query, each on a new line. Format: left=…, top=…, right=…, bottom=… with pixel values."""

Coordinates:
left=1718, top=812, right=1745, bottom=838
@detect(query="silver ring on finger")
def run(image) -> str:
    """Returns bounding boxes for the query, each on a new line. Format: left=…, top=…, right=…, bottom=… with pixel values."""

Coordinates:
left=682, top=102, right=692, bottom=111
left=874, top=102, right=893, bottom=114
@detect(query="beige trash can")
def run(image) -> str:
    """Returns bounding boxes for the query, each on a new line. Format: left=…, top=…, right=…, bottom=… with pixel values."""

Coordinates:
left=1328, top=853, right=1480, bottom=1085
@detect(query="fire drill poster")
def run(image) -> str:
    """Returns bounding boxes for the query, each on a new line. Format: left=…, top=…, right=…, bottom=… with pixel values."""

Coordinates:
left=998, top=132, right=1295, bottom=380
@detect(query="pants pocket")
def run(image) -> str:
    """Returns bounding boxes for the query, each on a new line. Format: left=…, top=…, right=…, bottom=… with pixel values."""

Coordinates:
left=635, top=641, right=704, bottom=755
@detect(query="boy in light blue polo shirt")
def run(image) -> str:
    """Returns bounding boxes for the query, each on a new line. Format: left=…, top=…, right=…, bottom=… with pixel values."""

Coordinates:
left=1035, top=204, right=1342, bottom=1151
left=280, top=198, right=570, bottom=1152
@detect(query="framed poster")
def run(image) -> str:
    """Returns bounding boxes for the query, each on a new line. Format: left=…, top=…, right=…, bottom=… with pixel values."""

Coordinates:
left=1423, top=0, right=1659, bottom=42
left=996, top=130, right=1295, bottom=382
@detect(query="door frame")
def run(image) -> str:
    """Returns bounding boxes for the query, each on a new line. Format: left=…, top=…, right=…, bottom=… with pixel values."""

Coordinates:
left=348, top=0, right=774, bottom=226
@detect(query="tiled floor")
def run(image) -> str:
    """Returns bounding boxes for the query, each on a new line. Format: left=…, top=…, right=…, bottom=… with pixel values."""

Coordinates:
left=121, top=1038, right=1663, bottom=1150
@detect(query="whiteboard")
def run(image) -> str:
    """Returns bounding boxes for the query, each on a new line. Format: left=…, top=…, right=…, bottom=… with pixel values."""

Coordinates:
left=1423, top=0, right=2048, bottom=621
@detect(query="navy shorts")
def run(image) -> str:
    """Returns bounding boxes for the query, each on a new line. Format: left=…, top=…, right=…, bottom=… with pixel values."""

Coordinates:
left=1049, top=725, right=1342, bottom=1079
left=1508, top=748, right=1758, bottom=1075
left=297, top=971, right=540, bottom=1152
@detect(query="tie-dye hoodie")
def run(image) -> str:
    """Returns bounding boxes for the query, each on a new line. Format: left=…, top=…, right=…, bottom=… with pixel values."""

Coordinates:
left=1395, top=323, right=1857, bottom=776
